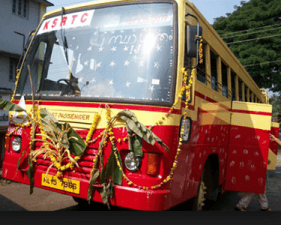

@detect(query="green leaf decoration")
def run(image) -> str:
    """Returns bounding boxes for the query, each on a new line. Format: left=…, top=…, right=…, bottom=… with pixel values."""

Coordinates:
left=26, top=156, right=34, bottom=195
left=16, top=147, right=28, bottom=173
left=40, top=108, right=58, bottom=123
left=104, top=145, right=123, bottom=185
left=114, top=109, right=169, bottom=151
left=99, top=180, right=113, bottom=209
left=0, top=98, right=25, bottom=112
left=67, top=127, right=86, bottom=156
left=113, top=149, right=123, bottom=185
left=87, top=169, right=100, bottom=203
left=40, top=108, right=86, bottom=156
left=100, top=161, right=106, bottom=185
left=131, top=135, right=143, bottom=157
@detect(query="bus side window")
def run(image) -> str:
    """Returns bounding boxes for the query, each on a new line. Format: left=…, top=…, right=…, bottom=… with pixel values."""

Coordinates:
left=238, top=78, right=243, bottom=101
left=210, top=50, right=218, bottom=91
left=231, top=70, right=236, bottom=101
left=221, top=61, right=228, bottom=98
left=197, top=42, right=206, bottom=85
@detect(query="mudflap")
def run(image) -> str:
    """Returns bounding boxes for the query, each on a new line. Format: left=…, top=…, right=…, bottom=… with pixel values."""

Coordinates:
left=224, top=101, right=272, bottom=194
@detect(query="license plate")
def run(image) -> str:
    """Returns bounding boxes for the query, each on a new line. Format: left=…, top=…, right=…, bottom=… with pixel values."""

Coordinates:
left=42, top=173, right=80, bottom=194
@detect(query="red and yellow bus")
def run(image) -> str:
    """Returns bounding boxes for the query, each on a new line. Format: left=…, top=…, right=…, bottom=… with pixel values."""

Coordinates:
left=3, top=0, right=278, bottom=211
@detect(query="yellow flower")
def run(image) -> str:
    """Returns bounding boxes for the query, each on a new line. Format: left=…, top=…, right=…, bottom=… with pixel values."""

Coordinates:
left=61, top=166, right=66, bottom=171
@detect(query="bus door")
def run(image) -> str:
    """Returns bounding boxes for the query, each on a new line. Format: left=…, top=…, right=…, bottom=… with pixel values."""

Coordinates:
left=224, top=101, right=272, bottom=194
left=267, top=122, right=279, bottom=170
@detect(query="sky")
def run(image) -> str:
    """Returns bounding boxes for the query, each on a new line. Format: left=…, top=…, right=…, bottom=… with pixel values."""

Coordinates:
left=46, top=0, right=249, bottom=25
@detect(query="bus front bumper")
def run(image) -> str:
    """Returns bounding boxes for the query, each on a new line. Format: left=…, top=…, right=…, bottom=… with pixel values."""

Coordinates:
left=2, top=161, right=171, bottom=211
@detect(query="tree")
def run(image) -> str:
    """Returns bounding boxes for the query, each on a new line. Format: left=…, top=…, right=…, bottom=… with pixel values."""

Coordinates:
left=269, top=93, right=281, bottom=116
left=212, top=0, right=281, bottom=92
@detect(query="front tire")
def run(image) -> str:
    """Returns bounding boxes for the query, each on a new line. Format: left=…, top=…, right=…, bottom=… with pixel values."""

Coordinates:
left=192, top=173, right=207, bottom=211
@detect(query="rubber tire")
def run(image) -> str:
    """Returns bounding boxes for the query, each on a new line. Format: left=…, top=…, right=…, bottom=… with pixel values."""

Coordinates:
left=192, top=172, right=207, bottom=211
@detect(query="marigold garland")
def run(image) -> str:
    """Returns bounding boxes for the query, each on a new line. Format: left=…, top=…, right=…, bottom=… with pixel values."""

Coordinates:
left=103, top=67, right=194, bottom=190
left=11, top=36, right=204, bottom=192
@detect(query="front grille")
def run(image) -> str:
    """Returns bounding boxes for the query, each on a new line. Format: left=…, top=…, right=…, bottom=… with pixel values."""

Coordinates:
left=36, top=130, right=98, bottom=180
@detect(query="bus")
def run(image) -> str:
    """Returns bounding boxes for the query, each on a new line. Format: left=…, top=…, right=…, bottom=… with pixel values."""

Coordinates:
left=2, top=0, right=279, bottom=211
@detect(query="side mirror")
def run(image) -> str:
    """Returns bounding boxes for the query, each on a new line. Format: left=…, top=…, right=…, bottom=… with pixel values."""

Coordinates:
left=186, top=25, right=202, bottom=58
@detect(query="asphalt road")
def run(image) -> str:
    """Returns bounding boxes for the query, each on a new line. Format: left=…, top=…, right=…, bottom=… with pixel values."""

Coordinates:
left=1, top=150, right=281, bottom=211
left=0, top=166, right=280, bottom=212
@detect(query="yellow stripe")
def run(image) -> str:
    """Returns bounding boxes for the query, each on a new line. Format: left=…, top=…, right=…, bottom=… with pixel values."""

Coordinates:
left=231, top=113, right=271, bottom=130
left=267, top=148, right=277, bottom=170
left=271, top=122, right=279, bottom=128
left=200, top=111, right=230, bottom=126
left=25, top=105, right=181, bottom=129
left=232, top=101, right=272, bottom=113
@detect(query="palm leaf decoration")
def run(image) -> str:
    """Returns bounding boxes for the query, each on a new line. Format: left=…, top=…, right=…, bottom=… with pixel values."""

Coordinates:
left=112, top=109, right=169, bottom=156
left=0, top=98, right=25, bottom=112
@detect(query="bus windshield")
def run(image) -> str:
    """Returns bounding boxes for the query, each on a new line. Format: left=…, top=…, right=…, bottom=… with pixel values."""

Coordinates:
left=16, top=3, right=175, bottom=104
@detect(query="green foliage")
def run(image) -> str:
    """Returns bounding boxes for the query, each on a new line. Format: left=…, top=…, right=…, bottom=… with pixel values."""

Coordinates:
left=113, top=109, right=169, bottom=152
left=269, top=93, right=281, bottom=116
left=212, top=0, right=281, bottom=91
left=0, top=98, right=25, bottom=111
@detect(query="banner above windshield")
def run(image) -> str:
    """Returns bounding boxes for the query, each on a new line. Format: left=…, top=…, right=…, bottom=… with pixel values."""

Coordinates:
left=37, top=10, right=95, bottom=35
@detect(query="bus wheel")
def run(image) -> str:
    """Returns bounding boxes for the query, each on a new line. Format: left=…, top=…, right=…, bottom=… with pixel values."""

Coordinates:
left=193, top=174, right=207, bottom=211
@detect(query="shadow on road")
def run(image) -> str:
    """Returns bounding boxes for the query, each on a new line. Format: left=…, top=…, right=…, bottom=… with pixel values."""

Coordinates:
left=0, top=195, right=27, bottom=211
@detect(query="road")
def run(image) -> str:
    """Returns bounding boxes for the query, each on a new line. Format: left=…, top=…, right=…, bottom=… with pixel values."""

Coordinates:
left=0, top=151, right=280, bottom=211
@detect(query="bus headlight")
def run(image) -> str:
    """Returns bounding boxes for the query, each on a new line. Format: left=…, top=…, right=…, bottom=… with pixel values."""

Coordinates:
left=12, top=136, right=21, bottom=152
left=180, top=117, right=191, bottom=142
left=124, top=152, right=141, bottom=172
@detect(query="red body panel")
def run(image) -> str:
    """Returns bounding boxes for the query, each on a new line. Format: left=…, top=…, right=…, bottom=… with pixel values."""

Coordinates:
left=270, top=126, right=279, bottom=155
left=3, top=94, right=271, bottom=210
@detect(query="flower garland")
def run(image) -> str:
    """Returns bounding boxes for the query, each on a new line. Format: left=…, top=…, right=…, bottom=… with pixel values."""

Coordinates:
left=199, top=36, right=204, bottom=64
left=90, top=38, right=203, bottom=190
left=104, top=68, right=194, bottom=190
left=85, top=113, right=101, bottom=146
left=10, top=35, right=203, bottom=192
left=11, top=69, right=21, bottom=102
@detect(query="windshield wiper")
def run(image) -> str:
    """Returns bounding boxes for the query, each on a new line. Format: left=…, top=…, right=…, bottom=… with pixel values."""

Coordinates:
left=60, top=7, right=69, bottom=65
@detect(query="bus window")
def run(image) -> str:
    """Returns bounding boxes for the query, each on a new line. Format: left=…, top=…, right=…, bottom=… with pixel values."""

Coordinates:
left=249, top=90, right=252, bottom=102
left=231, top=71, right=236, bottom=101
left=221, top=61, right=228, bottom=98
left=196, top=43, right=206, bottom=85
left=238, top=78, right=243, bottom=101
left=210, top=50, right=217, bottom=91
